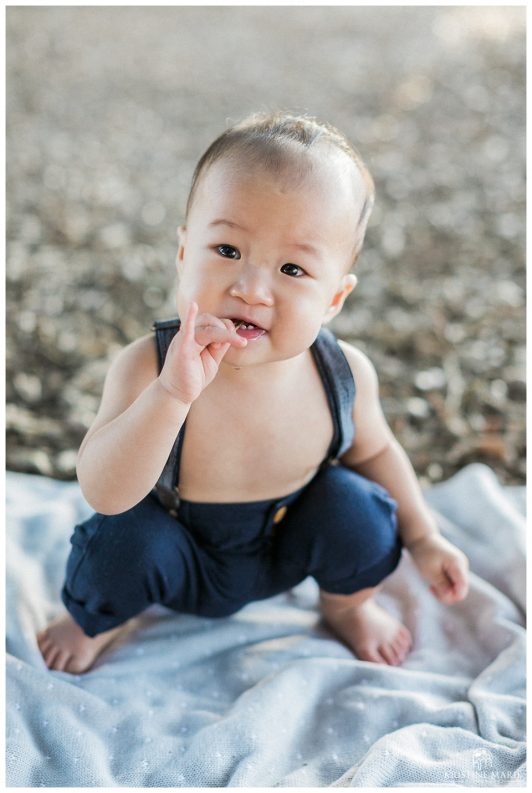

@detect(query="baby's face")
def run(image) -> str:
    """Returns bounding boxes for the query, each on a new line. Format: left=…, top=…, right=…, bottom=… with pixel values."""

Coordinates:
left=176, top=152, right=365, bottom=367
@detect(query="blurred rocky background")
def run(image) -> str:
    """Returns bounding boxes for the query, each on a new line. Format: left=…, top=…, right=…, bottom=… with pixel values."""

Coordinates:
left=6, top=6, right=525, bottom=486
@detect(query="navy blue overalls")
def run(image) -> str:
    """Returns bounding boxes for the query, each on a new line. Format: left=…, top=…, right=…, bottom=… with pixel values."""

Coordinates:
left=61, top=320, right=402, bottom=637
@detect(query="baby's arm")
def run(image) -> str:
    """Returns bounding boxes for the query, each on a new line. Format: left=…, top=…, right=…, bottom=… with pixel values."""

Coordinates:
left=76, top=303, right=245, bottom=515
left=339, top=342, right=469, bottom=604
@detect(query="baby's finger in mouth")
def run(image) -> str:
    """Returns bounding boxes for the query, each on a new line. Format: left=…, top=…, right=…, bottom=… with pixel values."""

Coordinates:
left=194, top=324, right=247, bottom=348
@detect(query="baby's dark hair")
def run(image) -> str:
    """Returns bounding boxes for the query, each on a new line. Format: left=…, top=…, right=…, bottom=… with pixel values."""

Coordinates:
left=185, top=111, right=375, bottom=264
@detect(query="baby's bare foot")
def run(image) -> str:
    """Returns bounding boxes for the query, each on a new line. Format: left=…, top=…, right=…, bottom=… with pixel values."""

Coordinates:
left=37, top=612, right=130, bottom=674
left=321, top=595, right=412, bottom=665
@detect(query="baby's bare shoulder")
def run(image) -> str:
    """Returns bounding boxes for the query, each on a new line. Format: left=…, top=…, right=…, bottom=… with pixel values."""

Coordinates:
left=106, top=333, right=159, bottom=387
left=337, top=340, right=380, bottom=396
left=337, top=340, right=391, bottom=462
left=97, top=334, right=158, bottom=404
left=84, top=334, right=159, bottom=438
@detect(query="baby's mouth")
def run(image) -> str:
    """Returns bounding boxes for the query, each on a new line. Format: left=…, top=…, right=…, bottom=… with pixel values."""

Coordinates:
left=230, top=319, right=267, bottom=341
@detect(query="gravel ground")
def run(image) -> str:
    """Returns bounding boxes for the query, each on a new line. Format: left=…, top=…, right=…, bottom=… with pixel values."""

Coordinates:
left=6, top=6, right=526, bottom=486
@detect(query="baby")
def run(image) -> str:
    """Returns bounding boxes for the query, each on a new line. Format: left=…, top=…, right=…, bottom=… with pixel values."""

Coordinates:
left=38, top=111, right=469, bottom=674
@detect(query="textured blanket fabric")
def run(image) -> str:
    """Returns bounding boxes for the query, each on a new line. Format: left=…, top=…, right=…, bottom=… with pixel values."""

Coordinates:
left=6, top=464, right=526, bottom=787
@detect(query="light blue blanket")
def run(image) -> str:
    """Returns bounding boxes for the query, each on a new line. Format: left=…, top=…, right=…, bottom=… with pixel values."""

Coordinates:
left=6, top=464, right=526, bottom=786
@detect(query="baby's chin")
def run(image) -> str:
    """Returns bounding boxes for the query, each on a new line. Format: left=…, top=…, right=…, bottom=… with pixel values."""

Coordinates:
left=221, top=340, right=267, bottom=367
left=222, top=339, right=315, bottom=371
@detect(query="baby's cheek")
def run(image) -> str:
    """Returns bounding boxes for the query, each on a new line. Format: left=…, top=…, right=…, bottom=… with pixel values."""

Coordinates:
left=175, top=287, right=190, bottom=315
left=176, top=285, right=205, bottom=317
left=278, top=307, right=312, bottom=347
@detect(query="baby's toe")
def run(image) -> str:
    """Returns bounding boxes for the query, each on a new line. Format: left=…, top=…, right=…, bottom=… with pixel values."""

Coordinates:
left=368, top=646, right=388, bottom=665
left=398, top=627, right=412, bottom=648
left=44, top=645, right=61, bottom=669
left=392, top=638, right=409, bottom=663
left=37, top=630, right=51, bottom=649
left=357, top=643, right=383, bottom=664
left=66, top=654, right=92, bottom=675
left=54, top=651, right=72, bottom=672
left=381, top=642, right=401, bottom=665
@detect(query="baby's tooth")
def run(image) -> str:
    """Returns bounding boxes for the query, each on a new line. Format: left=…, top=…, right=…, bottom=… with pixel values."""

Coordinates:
left=233, top=320, right=258, bottom=330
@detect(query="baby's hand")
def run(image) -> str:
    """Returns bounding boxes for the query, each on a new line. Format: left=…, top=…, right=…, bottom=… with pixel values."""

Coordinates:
left=158, top=302, right=246, bottom=404
left=407, top=533, right=469, bottom=605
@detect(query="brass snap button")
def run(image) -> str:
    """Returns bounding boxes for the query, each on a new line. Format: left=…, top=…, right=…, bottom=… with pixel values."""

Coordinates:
left=169, top=508, right=178, bottom=518
left=273, top=505, right=287, bottom=524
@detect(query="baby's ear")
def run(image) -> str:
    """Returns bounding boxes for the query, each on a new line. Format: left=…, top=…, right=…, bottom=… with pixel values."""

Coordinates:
left=322, top=274, right=357, bottom=324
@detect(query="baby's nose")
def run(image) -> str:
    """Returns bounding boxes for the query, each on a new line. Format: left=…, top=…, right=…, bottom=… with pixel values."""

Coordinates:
left=229, top=267, right=274, bottom=306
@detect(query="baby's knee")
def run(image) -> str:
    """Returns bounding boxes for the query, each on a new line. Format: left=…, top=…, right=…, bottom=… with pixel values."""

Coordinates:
left=303, top=465, right=401, bottom=593
left=313, top=464, right=398, bottom=543
left=62, top=497, right=185, bottom=632
left=65, top=496, right=175, bottom=597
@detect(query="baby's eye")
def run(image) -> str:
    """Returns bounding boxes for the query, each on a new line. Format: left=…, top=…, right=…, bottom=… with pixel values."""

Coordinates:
left=216, top=245, right=241, bottom=260
left=281, top=263, right=306, bottom=278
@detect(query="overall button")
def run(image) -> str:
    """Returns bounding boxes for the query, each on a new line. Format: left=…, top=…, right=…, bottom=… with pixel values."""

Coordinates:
left=273, top=505, right=287, bottom=524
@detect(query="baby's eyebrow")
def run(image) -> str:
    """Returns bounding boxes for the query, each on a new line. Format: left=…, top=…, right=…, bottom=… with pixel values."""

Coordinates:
left=287, top=241, right=321, bottom=258
left=208, top=218, right=249, bottom=232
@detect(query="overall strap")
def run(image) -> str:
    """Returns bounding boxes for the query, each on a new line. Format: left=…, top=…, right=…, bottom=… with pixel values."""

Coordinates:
left=310, top=327, right=356, bottom=461
left=151, top=317, right=183, bottom=513
left=153, top=317, right=181, bottom=371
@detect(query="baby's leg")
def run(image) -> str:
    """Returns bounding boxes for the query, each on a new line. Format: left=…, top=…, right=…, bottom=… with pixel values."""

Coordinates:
left=280, top=464, right=411, bottom=665
left=38, top=494, right=200, bottom=673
